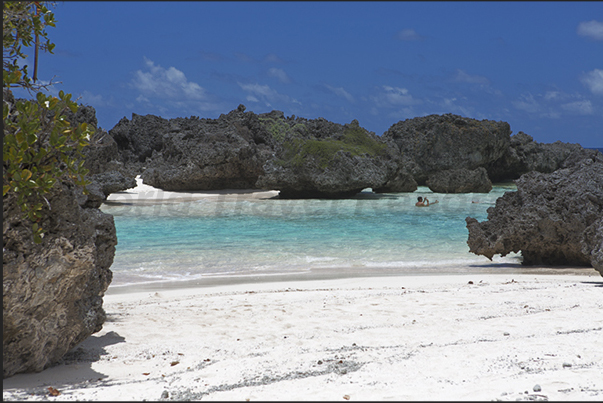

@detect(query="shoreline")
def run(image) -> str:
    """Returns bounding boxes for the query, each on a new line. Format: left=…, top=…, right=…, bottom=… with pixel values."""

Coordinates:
left=104, top=176, right=279, bottom=206
left=4, top=272, right=602, bottom=401
left=105, top=262, right=597, bottom=295
left=20, top=179, right=597, bottom=400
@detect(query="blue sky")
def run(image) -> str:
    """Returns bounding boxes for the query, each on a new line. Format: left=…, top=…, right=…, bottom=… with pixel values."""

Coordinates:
left=14, top=1, right=603, bottom=147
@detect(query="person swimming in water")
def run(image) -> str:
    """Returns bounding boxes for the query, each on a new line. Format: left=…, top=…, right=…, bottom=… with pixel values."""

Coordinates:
left=415, top=196, right=438, bottom=207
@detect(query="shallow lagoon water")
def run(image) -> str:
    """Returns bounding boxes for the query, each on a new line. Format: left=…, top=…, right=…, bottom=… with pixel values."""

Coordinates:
left=100, top=184, right=521, bottom=287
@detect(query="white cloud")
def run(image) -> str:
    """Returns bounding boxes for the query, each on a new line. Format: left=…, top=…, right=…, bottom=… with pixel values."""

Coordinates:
left=544, top=91, right=561, bottom=101
left=436, top=96, right=478, bottom=118
left=577, top=20, right=603, bottom=41
left=372, top=86, right=417, bottom=107
left=79, top=90, right=111, bottom=107
left=513, top=91, right=595, bottom=118
left=267, top=68, right=292, bottom=84
left=453, top=69, right=490, bottom=85
left=238, top=82, right=300, bottom=106
left=580, top=69, right=603, bottom=95
left=394, top=28, right=425, bottom=41
left=325, top=84, right=354, bottom=103
left=264, top=53, right=286, bottom=63
left=136, top=95, right=150, bottom=104
left=561, top=100, right=593, bottom=115
left=386, top=107, right=416, bottom=120
left=239, top=83, right=275, bottom=98
left=513, top=93, right=541, bottom=114
left=131, top=57, right=206, bottom=100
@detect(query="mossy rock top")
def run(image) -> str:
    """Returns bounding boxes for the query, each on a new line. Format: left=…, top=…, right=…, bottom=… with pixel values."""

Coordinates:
left=277, top=125, right=386, bottom=169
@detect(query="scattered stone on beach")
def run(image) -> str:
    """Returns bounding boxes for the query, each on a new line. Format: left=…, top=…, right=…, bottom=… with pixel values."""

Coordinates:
left=563, top=362, right=573, bottom=368
left=466, top=149, right=603, bottom=275
left=534, top=384, right=542, bottom=392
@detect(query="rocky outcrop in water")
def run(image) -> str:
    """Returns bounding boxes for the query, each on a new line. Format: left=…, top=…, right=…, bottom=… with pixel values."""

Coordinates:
left=486, top=131, right=592, bottom=182
left=372, top=167, right=418, bottom=193
left=107, top=106, right=401, bottom=197
left=102, top=107, right=596, bottom=196
left=382, top=114, right=511, bottom=185
left=69, top=105, right=137, bottom=201
left=3, top=179, right=117, bottom=378
left=110, top=105, right=276, bottom=191
left=465, top=150, right=603, bottom=275
left=256, top=119, right=398, bottom=198
left=426, top=167, right=492, bottom=193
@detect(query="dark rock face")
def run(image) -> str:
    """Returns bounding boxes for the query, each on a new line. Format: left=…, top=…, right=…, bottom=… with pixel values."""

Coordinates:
left=466, top=151, right=603, bottom=275
left=426, top=167, right=492, bottom=193
left=582, top=217, right=603, bottom=274
left=76, top=106, right=137, bottom=199
left=63, top=104, right=98, bottom=132
left=3, top=180, right=117, bottom=378
left=372, top=167, right=418, bottom=193
left=108, top=106, right=400, bottom=197
left=256, top=119, right=398, bottom=198
left=111, top=106, right=275, bottom=191
left=109, top=113, right=170, bottom=172
left=382, top=114, right=511, bottom=185
left=486, top=131, right=590, bottom=182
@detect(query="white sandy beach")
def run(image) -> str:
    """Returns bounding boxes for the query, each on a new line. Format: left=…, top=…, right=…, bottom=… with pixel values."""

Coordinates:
left=4, top=180, right=603, bottom=401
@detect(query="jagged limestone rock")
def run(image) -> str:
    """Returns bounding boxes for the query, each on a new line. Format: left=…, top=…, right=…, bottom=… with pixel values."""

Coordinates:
left=3, top=180, right=117, bottom=378
left=466, top=151, right=603, bottom=275
left=382, top=114, right=511, bottom=185
left=426, top=167, right=492, bottom=193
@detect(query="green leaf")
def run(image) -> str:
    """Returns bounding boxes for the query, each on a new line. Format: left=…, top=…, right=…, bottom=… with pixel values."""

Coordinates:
left=33, top=233, right=43, bottom=244
left=21, top=169, right=33, bottom=181
left=36, top=92, right=46, bottom=104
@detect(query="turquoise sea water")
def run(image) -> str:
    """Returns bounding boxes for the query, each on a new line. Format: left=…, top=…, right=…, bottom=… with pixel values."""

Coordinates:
left=100, top=184, right=522, bottom=287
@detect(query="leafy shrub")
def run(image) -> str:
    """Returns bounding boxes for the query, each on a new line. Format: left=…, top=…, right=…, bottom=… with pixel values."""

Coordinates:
left=3, top=2, right=94, bottom=243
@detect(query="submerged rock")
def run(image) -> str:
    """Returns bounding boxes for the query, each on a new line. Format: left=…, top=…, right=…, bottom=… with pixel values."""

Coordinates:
left=465, top=150, right=603, bottom=275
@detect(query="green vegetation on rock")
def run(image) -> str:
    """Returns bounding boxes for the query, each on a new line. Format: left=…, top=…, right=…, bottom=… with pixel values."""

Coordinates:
left=278, top=125, right=386, bottom=169
left=259, top=116, right=307, bottom=142
left=3, top=1, right=94, bottom=243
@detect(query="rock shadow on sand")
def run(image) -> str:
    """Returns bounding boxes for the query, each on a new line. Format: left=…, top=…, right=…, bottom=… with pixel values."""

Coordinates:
left=2, top=331, right=126, bottom=396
